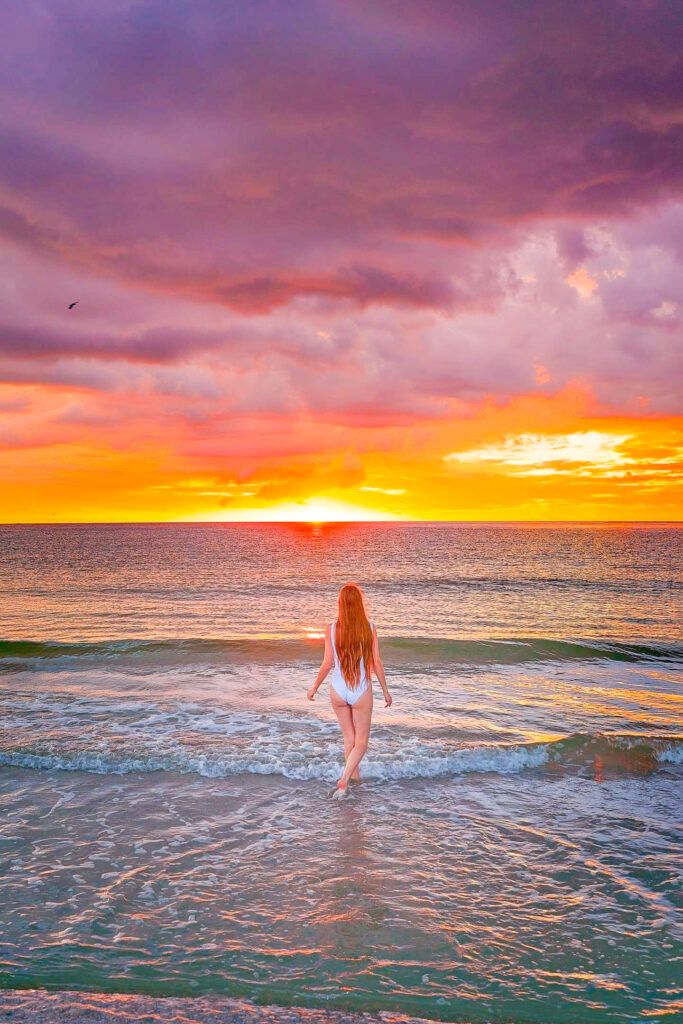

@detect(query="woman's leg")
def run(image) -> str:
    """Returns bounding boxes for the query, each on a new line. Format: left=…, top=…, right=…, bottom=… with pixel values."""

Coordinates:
left=339, top=687, right=373, bottom=787
left=330, top=690, right=361, bottom=781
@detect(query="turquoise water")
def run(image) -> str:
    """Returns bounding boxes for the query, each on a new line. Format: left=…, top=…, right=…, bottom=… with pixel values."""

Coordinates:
left=0, top=524, right=681, bottom=1022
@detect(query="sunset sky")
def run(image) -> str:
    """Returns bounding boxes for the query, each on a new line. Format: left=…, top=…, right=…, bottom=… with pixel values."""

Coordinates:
left=1, top=0, right=681, bottom=522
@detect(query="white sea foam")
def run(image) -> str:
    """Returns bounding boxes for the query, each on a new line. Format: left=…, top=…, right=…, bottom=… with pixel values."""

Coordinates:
left=2, top=732, right=680, bottom=782
left=2, top=671, right=681, bottom=783
left=0, top=742, right=552, bottom=781
left=658, top=744, right=683, bottom=764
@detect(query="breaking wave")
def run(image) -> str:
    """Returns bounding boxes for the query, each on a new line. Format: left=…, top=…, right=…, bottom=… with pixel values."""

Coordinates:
left=1, top=730, right=680, bottom=782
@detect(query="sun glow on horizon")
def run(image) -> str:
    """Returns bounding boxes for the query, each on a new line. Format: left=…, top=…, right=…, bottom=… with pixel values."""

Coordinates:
left=182, top=496, right=403, bottom=523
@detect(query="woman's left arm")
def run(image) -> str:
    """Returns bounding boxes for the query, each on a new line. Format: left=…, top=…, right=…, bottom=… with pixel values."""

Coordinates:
left=372, top=625, right=392, bottom=707
left=307, top=626, right=333, bottom=700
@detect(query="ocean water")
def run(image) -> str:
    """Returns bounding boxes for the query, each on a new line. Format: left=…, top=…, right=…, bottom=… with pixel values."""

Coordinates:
left=0, top=523, right=681, bottom=1023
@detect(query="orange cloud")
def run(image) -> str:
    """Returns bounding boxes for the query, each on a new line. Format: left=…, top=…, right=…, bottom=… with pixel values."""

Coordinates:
left=2, top=378, right=680, bottom=523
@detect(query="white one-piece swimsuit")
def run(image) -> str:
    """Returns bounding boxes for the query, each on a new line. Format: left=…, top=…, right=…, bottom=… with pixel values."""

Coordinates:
left=329, top=620, right=373, bottom=705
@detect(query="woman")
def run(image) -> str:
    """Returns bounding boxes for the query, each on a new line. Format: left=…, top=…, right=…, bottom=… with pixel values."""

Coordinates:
left=307, top=583, right=392, bottom=799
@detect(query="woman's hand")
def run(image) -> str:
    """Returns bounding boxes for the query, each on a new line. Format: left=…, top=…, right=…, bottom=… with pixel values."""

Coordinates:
left=306, top=687, right=317, bottom=701
left=384, top=691, right=392, bottom=708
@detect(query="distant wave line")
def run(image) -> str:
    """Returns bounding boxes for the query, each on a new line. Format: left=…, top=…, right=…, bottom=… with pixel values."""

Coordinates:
left=0, top=636, right=681, bottom=666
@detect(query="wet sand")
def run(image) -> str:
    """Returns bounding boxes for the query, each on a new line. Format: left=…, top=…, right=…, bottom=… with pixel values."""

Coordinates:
left=0, top=990, right=451, bottom=1024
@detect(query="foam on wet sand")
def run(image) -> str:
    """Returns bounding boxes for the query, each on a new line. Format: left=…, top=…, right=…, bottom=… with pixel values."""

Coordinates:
left=0, top=990, right=447, bottom=1024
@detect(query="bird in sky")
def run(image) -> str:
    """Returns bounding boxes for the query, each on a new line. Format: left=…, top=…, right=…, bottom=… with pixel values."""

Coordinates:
left=68, top=301, right=78, bottom=309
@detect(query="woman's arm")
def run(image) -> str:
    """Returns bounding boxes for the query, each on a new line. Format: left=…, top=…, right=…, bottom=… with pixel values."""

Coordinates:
left=307, top=625, right=333, bottom=700
left=372, top=625, right=392, bottom=707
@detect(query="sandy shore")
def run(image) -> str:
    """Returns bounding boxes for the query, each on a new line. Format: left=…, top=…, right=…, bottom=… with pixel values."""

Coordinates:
left=0, top=990, right=460, bottom=1024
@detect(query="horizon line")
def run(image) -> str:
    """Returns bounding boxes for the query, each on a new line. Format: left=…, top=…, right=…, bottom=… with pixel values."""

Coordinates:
left=1, top=519, right=681, bottom=527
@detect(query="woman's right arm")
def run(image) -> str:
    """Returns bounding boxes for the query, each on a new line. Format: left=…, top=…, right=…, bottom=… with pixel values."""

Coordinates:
left=307, top=625, right=333, bottom=701
left=372, top=625, right=392, bottom=707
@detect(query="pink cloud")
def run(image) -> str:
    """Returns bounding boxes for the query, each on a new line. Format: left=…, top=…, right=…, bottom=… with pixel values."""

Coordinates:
left=0, top=0, right=681, bottom=473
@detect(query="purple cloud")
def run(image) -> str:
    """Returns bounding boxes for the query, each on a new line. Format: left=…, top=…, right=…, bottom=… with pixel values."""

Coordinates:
left=2, top=1, right=681, bottom=306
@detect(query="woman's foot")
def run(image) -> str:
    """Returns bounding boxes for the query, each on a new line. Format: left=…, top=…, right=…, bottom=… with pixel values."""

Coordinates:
left=331, top=780, right=348, bottom=800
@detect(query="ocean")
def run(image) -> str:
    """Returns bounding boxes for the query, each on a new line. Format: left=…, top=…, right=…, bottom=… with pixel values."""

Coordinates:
left=0, top=523, right=681, bottom=1023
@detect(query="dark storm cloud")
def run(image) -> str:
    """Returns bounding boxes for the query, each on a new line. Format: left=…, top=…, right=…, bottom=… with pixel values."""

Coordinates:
left=1, top=0, right=681, bottom=312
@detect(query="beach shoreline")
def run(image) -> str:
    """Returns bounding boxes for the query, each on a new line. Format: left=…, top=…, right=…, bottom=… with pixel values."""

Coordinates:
left=0, top=990, right=460, bottom=1024
left=2, top=525, right=680, bottom=1023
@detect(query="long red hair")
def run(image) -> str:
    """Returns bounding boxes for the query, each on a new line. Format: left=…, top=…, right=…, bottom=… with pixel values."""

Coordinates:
left=336, top=583, right=374, bottom=688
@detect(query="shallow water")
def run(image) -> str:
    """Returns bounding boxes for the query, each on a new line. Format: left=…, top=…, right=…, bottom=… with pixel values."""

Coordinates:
left=0, top=523, right=681, bottom=1022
